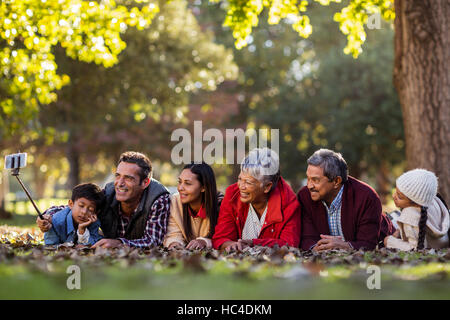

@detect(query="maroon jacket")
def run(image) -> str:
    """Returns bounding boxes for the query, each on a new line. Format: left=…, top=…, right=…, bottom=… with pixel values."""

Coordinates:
left=297, top=176, right=382, bottom=250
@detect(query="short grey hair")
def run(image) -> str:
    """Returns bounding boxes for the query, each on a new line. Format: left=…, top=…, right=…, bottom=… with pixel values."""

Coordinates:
left=307, top=149, right=348, bottom=183
left=241, top=147, right=280, bottom=189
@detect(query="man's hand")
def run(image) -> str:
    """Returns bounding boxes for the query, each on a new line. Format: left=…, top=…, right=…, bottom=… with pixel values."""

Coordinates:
left=78, top=214, right=97, bottom=235
left=91, top=239, right=123, bottom=249
left=36, top=214, right=52, bottom=233
left=186, top=239, right=207, bottom=250
left=313, top=234, right=351, bottom=252
left=168, top=242, right=185, bottom=250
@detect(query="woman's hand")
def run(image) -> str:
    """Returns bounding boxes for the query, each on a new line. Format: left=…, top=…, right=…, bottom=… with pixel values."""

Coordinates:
left=186, top=239, right=207, bottom=250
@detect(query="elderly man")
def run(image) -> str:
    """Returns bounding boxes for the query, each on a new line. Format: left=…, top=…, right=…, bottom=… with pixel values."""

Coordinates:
left=37, top=151, right=171, bottom=248
left=297, top=149, right=383, bottom=251
left=212, top=148, right=301, bottom=252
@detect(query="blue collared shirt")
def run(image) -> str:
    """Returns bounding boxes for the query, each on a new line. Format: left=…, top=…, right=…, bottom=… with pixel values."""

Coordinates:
left=322, top=185, right=345, bottom=239
left=44, top=206, right=102, bottom=245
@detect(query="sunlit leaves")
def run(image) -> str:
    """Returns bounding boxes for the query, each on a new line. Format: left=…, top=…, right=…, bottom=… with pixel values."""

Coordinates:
left=0, top=0, right=159, bottom=136
left=211, top=0, right=394, bottom=58
left=334, top=0, right=394, bottom=57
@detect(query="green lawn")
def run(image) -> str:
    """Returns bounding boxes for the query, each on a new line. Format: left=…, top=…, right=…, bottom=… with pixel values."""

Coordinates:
left=0, top=219, right=449, bottom=300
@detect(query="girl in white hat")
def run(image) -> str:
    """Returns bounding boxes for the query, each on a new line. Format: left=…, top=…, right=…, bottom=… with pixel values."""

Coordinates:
left=384, top=169, right=449, bottom=250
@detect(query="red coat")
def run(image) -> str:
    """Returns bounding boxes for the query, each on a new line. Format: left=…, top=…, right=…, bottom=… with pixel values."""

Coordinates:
left=297, top=176, right=382, bottom=250
left=212, top=177, right=301, bottom=249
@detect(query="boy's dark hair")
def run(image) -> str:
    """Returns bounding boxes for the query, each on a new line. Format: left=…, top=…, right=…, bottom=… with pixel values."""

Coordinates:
left=118, top=151, right=152, bottom=183
left=71, top=183, right=105, bottom=212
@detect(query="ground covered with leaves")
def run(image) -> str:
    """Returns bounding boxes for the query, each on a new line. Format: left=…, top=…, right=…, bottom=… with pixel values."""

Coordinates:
left=0, top=224, right=449, bottom=299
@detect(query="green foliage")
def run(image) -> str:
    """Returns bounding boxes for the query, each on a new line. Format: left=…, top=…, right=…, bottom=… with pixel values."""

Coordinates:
left=0, top=0, right=159, bottom=137
left=210, top=0, right=395, bottom=58
left=196, top=2, right=403, bottom=188
left=11, top=0, right=238, bottom=186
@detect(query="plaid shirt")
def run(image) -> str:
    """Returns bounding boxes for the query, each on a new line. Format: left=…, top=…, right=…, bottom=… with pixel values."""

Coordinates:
left=322, top=185, right=344, bottom=239
left=118, top=193, right=171, bottom=248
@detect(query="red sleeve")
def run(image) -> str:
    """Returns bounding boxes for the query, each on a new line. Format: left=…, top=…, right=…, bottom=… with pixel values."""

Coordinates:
left=347, top=193, right=382, bottom=250
left=252, top=200, right=301, bottom=248
left=298, top=192, right=321, bottom=250
left=212, top=187, right=239, bottom=249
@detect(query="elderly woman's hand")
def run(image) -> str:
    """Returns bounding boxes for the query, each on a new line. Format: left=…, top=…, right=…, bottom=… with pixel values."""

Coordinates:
left=221, top=241, right=239, bottom=253
left=237, top=239, right=253, bottom=251
left=221, top=239, right=253, bottom=252
left=186, top=239, right=207, bottom=250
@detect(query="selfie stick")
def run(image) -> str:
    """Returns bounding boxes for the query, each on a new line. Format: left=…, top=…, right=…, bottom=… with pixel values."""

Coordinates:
left=11, top=167, right=44, bottom=219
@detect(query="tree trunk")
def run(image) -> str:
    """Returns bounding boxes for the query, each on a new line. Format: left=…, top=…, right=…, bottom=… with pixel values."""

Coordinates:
left=394, top=0, right=449, bottom=201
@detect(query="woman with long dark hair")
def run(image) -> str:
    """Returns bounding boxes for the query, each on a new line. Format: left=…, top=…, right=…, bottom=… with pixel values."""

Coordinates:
left=164, top=162, right=223, bottom=250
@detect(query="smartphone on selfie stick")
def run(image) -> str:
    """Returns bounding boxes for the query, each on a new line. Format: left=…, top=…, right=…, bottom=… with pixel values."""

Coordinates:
left=4, top=153, right=44, bottom=219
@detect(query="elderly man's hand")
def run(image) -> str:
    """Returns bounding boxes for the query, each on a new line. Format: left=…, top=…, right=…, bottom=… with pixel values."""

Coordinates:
left=36, top=214, right=52, bottom=233
left=91, top=239, right=123, bottom=249
left=314, top=234, right=352, bottom=252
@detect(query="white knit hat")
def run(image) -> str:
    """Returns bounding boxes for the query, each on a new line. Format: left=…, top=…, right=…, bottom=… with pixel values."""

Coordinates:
left=396, top=169, right=438, bottom=207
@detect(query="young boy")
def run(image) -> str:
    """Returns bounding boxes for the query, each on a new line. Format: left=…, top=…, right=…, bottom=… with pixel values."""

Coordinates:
left=44, top=183, right=104, bottom=246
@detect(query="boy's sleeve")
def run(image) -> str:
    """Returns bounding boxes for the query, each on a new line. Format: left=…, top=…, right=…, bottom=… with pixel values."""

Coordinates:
left=87, top=221, right=103, bottom=245
left=44, top=227, right=61, bottom=245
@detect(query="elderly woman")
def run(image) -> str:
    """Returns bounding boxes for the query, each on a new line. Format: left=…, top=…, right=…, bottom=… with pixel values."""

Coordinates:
left=212, top=148, right=301, bottom=252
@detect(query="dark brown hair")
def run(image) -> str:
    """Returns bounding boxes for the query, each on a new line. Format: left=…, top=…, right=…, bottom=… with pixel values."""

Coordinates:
left=71, top=183, right=105, bottom=212
left=118, top=151, right=152, bottom=183
left=417, top=206, right=428, bottom=250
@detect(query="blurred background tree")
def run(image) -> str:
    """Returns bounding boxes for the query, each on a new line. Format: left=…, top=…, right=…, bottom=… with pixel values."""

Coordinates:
left=209, top=0, right=449, bottom=202
left=3, top=0, right=445, bottom=218
left=192, top=1, right=403, bottom=204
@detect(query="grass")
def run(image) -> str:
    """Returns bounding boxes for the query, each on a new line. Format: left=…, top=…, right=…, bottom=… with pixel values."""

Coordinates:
left=0, top=214, right=38, bottom=228
left=0, top=216, right=449, bottom=300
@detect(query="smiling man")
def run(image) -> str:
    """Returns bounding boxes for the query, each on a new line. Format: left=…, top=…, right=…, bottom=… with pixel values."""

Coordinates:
left=92, top=151, right=171, bottom=248
left=37, top=151, right=171, bottom=249
left=297, top=149, right=383, bottom=251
